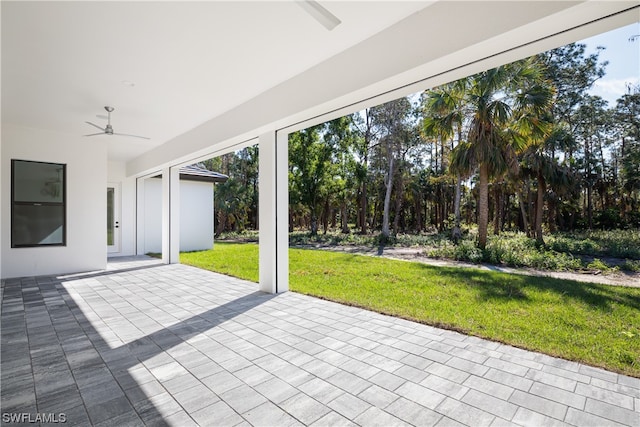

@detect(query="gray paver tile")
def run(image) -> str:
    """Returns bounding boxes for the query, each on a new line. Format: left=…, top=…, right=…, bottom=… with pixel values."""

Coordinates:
left=589, top=377, right=640, bottom=398
left=358, top=384, right=399, bottom=408
left=173, top=383, right=220, bottom=413
left=353, top=407, right=411, bottom=427
left=617, top=375, right=640, bottom=389
left=400, top=353, right=433, bottom=370
left=461, top=389, right=518, bottom=420
left=326, top=371, right=372, bottom=395
left=425, top=362, right=470, bottom=384
left=201, top=370, right=243, bottom=395
left=122, top=379, right=166, bottom=404
left=385, top=396, right=443, bottom=426
left=509, top=390, right=568, bottom=421
left=328, top=393, right=371, bottom=419
left=526, top=368, right=577, bottom=391
left=435, top=396, right=496, bottom=427
left=511, top=407, right=570, bottom=427
left=310, top=411, right=357, bottom=427
left=584, top=397, right=640, bottom=426
left=541, top=364, right=590, bottom=383
left=162, top=372, right=201, bottom=395
left=242, top=400, right=301, bottom=427
left=280, top=392, right=332, bottom=425
left=162, top=410, right=198, bottom=427
left=298, top=377, right=344, bottom=405
left=132, top=391, right=183, bottom=424
left=190, top=400, right=244, bottom=427
left=368, top=370, right=406, bottom=392
left=529, top=382, right=586, bottom=409
left=148, top=361, right=189, bottom=383
left=574, top=382, right=635, bottom=410
left=395, top=381, right=446, bottom=410
left=484, top=357, right=529, bottom=376
left=272, top=364, right=315, bottom=387
left=489, top=417, right=520, bottom=427
left=93, top=409, right=143, bottom=427
left=253, top=377, right=299, bottom=405
left=60, top=403, right=92, bottom=426
left=447, top=356, right=490, bottom=377
left=393, top=364, right=429, bottom=383
left=463, top=375, right=514, bottom=401
left=219, top=383, right=268, bottom=414
left=423, top=348, right=453, bottom=364
left=434, top=416, right=467, bottom=427
left=484, top=367, right=533, bottom=391
left=85, top=395, right=136, bottom=425
left=421, top=374, right=470, bottom=400
left=578, top=365, right=619, bottom=383
left=564, top=407, right=627, bottom=427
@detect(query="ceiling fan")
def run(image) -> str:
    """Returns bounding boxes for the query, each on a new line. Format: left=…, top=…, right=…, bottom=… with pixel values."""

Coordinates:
left=84, top=106, right=150, bottom=140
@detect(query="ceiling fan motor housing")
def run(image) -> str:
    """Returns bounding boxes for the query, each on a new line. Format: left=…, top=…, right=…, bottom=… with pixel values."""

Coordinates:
left=105, top=124, right=114, bottom=135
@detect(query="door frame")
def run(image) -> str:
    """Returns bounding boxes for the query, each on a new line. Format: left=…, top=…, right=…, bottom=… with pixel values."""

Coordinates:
left=107, top=182, right=121, bottom=254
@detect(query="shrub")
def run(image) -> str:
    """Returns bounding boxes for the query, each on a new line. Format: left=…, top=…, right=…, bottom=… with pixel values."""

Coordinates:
left=620, top=259, right=640, bottom=272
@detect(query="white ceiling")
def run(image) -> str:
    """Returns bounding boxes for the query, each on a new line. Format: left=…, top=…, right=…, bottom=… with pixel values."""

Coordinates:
left=1, top=1, right=430, bottom=161
left=3, top=1, right=638, bottom=170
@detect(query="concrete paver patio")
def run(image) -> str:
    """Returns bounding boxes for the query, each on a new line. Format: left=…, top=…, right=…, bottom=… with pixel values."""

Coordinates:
left=1, top=257, right=639, bottom=426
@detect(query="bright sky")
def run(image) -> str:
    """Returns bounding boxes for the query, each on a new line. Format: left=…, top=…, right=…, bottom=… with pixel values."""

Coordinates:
left=580, top=22, right=640, bottom=106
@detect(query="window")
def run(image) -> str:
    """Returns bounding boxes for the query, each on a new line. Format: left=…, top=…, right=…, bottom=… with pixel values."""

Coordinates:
left=11, top=160, right=66, bottom=247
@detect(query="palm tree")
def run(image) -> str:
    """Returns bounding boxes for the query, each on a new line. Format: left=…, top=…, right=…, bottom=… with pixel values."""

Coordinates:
left=520, top=125, right=576, bottom=245
left=422, top=80, right=468, bottom=242
left=450, top=58, right=554, bottom=249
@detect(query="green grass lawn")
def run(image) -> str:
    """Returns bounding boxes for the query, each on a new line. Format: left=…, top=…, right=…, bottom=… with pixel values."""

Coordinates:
left=181, top=242, right=640, bottom=377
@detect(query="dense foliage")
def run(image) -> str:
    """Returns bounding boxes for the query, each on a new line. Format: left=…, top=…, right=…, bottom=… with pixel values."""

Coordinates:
left=205, top=42, right=640, bottom=249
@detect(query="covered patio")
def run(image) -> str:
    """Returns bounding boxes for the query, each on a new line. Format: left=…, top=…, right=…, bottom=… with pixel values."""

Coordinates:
left=2, top=259, right=638, bottom=426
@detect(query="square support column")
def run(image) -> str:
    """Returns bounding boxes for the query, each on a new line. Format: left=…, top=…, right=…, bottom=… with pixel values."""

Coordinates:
left=259, top=131, right=289, bottom=293
left=136, top=177, right=145, bottom=255
left=161, top=166, right=181, bottom=264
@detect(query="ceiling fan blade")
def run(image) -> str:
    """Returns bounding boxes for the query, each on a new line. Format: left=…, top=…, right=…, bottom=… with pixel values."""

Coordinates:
left=83, top=132, right=105, bottom=137
left=296, top=0, right=341, bottom=31
left=85, top=121, right=105, bottom=131
left=113, top=132, right=150, bottom=140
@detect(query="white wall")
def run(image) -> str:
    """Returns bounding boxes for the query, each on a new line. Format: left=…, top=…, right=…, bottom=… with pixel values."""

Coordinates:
left=1, top=124, right=107, bottom=278
left=143, top=178, right=162, bottom=254
left=107, top=161, right=137, bottom=256
left=143, top=178, right=213, bottom=254
left=180, top=180, right=214, bottom=252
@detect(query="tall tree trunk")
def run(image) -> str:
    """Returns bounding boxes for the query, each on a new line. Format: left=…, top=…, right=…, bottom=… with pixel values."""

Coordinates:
left=493, top=183, right=502, bottom=235
left=381, top=156, right=395, bottom=238
left=518, top=191, right=530, bottom=236
left=478, top=164, right=489, bottom=250
left=415, top=194, right=423, bottom=232
left=535, top=171, right=546, bottom=245
left=452, top=175, right=462, bottom=243
left=393, top=174, right=404, bottom=234
left=322, top=199, right=329, bottom=234
left=360, top=181, right=368, bottom=235
left=527, top=179, right=535, bottom=236
left=341, top=201, right=349, bottom=233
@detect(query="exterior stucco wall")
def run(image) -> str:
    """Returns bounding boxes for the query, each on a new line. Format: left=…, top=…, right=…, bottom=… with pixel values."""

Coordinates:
left=143, top=178, right=213, bottom=254
left=1, top=124, right=107, bottom=278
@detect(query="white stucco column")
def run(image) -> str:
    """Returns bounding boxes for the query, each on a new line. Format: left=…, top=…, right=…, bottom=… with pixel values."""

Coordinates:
left=161, top=166, right=181, bottom=264
left=258, top=131, right=289, bottom=293
left=136, top=177, right=145, bottom=255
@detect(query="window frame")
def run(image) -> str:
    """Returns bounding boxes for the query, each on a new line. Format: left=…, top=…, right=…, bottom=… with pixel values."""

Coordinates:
left=11, top=159, right=67, bottom=248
